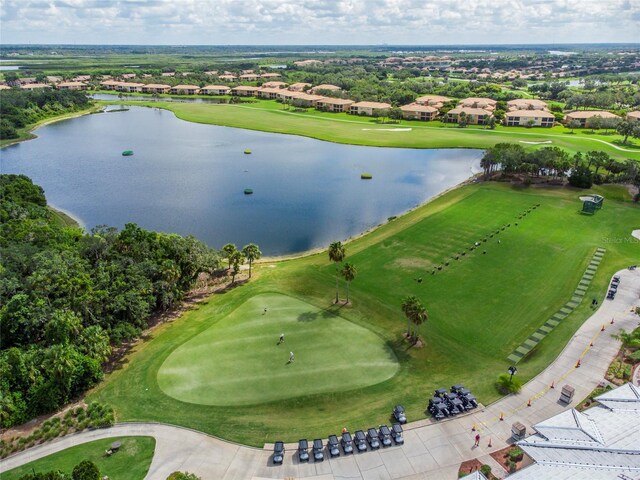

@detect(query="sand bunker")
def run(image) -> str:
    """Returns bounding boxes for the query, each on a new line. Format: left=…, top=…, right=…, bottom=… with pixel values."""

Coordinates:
left=519, top=140, right=553, bottom=145
left=632, top=230, right=640, bottom=241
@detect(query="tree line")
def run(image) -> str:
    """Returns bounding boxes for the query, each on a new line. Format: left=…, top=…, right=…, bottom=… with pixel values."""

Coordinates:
left=480, top=144, right=640, bottom=192
left=0, top=175, right=222, bottom=428
left=0, top=89, right=92, bottom=140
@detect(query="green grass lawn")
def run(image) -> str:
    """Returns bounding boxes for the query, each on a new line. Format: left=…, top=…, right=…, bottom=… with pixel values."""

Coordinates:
left=88, top=182, right=639, bottom=446
left=2, top=437, right=155, bottom=480
left=157, top=293, right=398, bottom=405
left=98, top=98, right=640, bottom=162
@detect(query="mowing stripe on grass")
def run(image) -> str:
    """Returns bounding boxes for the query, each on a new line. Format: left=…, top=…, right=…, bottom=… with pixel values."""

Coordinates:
left=507, top=248, right=605, bottom=363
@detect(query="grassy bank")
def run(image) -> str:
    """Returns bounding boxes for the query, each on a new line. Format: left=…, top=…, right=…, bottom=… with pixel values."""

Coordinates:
left=88, top=182, right=639, bottom=446
left=99, top=99, right=640, bottom=162
left=2, top=437, right=155, bottom=480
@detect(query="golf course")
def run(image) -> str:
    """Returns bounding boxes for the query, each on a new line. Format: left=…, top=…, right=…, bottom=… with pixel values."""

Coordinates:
left=97, top=97, right=640, bottom=162
left=88, top=181, right=640, bottom=446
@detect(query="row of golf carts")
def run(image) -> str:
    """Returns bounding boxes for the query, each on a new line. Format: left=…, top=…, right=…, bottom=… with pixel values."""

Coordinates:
left=428, top=384, right=478, bottom=419
left=606, top=275, right=621, bottom=300
left=273, top=423, right=405, bottom=464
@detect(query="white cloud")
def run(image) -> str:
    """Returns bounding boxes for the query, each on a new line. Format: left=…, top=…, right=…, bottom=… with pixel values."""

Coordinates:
left=0, top=0, right=638, bottom=44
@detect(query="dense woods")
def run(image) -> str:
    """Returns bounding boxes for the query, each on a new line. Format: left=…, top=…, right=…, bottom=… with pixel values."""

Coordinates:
left=0, top=89, right=91, bottom=140
left=0, top=175, right=221, bottom=428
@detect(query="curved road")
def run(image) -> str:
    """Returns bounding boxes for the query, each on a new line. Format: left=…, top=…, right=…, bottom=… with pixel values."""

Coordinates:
left=2, top=269, right=639, bottom=480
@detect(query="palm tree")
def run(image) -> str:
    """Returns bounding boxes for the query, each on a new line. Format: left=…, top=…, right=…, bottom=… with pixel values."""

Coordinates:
left=401, top=295, right=419, bottom=336
left=328, top=241, right=346, bottom=304
left=341, top=262, right=357, bottom=304
left=222, top=243, right=237, bottom=270
left=241, top=243, right=261, bottom=278
left=229, top=250, right=244, bottom=283
left=411, top=303, right=429, bottom=337
left=401, top=295, right=428, bottom=338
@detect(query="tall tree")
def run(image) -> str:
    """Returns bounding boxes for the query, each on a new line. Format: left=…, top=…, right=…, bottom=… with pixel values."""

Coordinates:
left=401, top=295, right=419, bottom=336
left=229, top=250, right=244, bottom=283
left=222, top=243, right=237, bottom=270
left=328, top=241, right=346, bottom=304
left=241, top=243, right=261, bottom=279
left=616, top=120, right=635, bottom=144
left=341, top=262, right=357, bottom=304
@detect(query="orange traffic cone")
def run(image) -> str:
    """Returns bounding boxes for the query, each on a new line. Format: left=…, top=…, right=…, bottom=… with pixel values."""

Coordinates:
left=499, top=412, right=504, bottom=421
left=610, top=317, right=614, bottom=325
left=601, top=324, right=605, bottom=332
left=488, top=437, right=492, bottom=448
left=576, top=359, right=581, bottom=368
left=472, top=424, right=476, bottom=431
left=590, top=341, right=594, bottom=347
left=527, top=398, right=532, bottom=407
left=550, top=381, right=555, bottom=389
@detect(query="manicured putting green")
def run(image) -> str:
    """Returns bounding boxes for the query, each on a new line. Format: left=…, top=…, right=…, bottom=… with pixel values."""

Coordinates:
left=157, top=293, right=399, bottom=406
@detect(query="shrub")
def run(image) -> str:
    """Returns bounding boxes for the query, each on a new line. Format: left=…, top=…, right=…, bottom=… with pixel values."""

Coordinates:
left=496, top=373, right=523, bottom=394
left=508, top=459, right=517, bottom=473
left=509, top=447, right=524, bottom=462
left=627, top=350, right=640, bottom=362
left=480, top=464, right=492, bottom=476
left=72, top=459, right=101, bottom=480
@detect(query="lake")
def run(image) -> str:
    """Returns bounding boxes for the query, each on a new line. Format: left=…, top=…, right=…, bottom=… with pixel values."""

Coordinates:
left=0, top=106, right=482, bottom=256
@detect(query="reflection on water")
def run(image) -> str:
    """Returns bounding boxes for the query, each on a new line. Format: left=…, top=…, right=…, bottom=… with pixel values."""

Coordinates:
left=1, top=106, right=481, bottom=255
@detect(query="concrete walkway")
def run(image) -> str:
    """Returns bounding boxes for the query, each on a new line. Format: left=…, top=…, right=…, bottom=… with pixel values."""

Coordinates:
left=2, top=269, right=639, bottom=480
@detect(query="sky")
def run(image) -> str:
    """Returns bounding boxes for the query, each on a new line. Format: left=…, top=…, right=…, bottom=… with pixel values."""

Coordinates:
left=1, top=0, right=639, bottom=46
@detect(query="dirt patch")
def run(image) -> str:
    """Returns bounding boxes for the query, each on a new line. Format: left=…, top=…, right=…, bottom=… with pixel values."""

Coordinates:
left=459, top=459, right=497, bottom=479
left=490, top=445, right=526, bottom=475
left=391, top=257, right=433, bottom=270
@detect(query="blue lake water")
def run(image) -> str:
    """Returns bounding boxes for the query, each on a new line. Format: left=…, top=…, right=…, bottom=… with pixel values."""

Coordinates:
left=0, top=106, right=482, bottom=255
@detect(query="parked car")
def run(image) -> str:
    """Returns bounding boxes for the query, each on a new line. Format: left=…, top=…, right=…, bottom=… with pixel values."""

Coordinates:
left=378, top=425, right=392, bottom=447
left=341, top=431, right=354, bottom=454
left=298, top=439, right=309, bottom=462
left=393, top=404, right=407, bottom=424
left=273, top=441, right=285, bottom=465
left=354, top=430, right=368, bottom=452
left=366, top=428, right=380, bottom=449
left=327, top=434, right=340, bottom=457
left=391, top=423, right=404, bottom=445
left=312, top=438, right=324, bottom=462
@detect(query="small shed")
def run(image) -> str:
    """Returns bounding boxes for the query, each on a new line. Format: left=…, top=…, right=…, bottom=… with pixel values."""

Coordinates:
left=581, top=194, right=604, bottom=215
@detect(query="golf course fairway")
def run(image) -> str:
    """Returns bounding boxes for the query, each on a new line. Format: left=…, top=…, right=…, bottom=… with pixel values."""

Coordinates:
left=157, top=293, right=399, bottom=406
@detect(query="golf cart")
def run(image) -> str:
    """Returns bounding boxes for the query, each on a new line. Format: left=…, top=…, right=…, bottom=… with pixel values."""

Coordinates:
left=393, top=404, right=407, bottom=424
left=327, top=434, right=340, bottom=457
left=297, top=439, right=309, bottom=462
left=312, top=438, right=324, bottom=462
left=272, top=441, right=284, bottom=465
left=378, top=425, right=392, bottom=447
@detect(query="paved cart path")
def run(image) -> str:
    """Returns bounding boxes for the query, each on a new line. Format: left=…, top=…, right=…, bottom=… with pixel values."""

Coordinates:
left=2, top=269, right=638, bottom=480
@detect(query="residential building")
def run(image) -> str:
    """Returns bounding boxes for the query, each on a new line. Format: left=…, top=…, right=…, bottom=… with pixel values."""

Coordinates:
left=239, top=74, right=259, bottom=81
left=256, top=87, right=283, bottom=99
left=161, top=72, right=175, bottom=77
left=350, top=101, right=392, bottom=116
left=141, top=84, right=171, bottom=94
left=170, top=85, right=200, bottom=95
left=293, top=59, right=322, bottom=66
left=626, top=111, right=640, bottom=123
left=262, top=81, right=287, bottom=89
left=507, top=383, right=640, bottom=480
left=445, top=106, right=493, bottom=124
left=57, top=81, right=88, bottom=91
left=73, top=75, right=91, bottom=82
left=564, top=110, right=620, bottom=127
left=288, top=82, right=311, bottom=92
left=116, top=82, right=145, bottom=93
left=17, top=77, right=37, bottom=85
left=100, top=80, right=122, bottom=90
left=310, top=84, right=341, bottom=94
left=400, top=103, right=439, bottom=121
left=415, top=95, right=452, bottom=108
left=46, top=76, right=62, bottom=83
left=0, top=84, right=11, bottom=90
left=260, top=73, right=281, bottom=78
left=458, top=97, right=497, bottom=111
left=204, top=71, right=218, bottom=76
left=231, top=86, right=258, bottom=96
left=121, top=73, right=137, bottom=80
left=507, top=99, right=549, bottom=111
left=315, top=97, right=355, bottom=113
left=219, top=74, right=237, bottom=82
left=504, top=109, right=555, bottom=127
left=200, top=85, right=230, bottom=95
left=21, top=83, right=52, bottom=90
